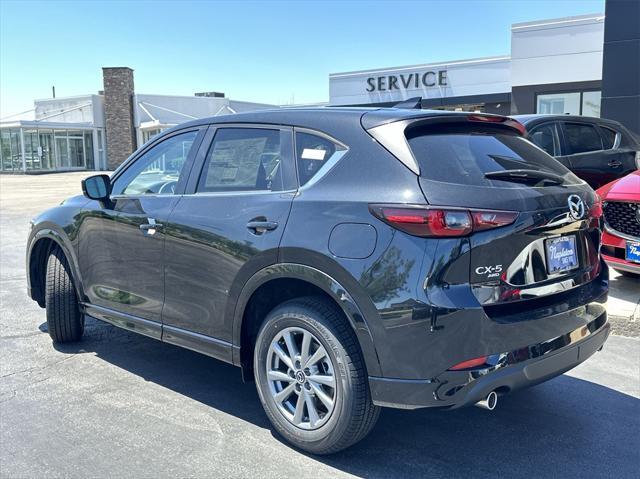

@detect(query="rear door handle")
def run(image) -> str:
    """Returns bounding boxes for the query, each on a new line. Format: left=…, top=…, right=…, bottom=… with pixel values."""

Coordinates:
left=247, top=220, right=278, bottom=234
left=140, top=218, right=163, bottom=235
left=608, top=160, right=622, bottom=168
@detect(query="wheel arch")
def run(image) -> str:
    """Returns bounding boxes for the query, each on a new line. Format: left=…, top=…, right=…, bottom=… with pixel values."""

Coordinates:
left=232, top=263, right=382, bottom=379
left=27, top=227, right=84, bottom=307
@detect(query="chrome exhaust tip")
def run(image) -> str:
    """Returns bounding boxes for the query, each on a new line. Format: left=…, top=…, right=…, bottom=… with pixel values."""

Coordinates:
left=475, top=391, right=498, bottom=411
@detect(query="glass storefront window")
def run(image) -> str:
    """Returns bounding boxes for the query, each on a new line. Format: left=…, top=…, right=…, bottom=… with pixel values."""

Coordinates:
left=536, top=91, right=601, bottom=117
left=67, top=130, right=85, bottom=168
left=142, top=128, right=162, bottom=144
left=84, top=131, right=95, bottom=169
left=39, top=130, right=54, bottom=170
left=97, top=129, right=106, bottom=169
left=1, top=129, right=12, bottom=171
left=23, top=129, right=40, bottom=171
left=55, top=131, right=70, bottom=167
left=0, top=127, right=96, bottom=172
left=537, top=92, right=581, bottom=115
left=582, top=91, right=601, bottom=117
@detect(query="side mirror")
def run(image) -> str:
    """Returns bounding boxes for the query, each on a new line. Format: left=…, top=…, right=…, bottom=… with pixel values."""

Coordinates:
left=81, top=174, right=111, bottom=201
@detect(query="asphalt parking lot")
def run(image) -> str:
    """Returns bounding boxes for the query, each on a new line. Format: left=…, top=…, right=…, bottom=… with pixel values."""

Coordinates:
left=1, top=172, right=639, bottom=478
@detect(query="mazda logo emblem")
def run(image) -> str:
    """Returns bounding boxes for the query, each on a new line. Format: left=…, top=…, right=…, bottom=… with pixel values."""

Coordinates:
left=568, top=195, right=585, bottom=220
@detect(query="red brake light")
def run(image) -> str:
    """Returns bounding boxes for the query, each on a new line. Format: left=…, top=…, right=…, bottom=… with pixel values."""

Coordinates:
left=448, top=356, right=488, bottom=371
left=370, top=205, right=517, bottom=237
left=467, top=114, right=526, bottom=135
left=471, top=210, right=519, bottom=232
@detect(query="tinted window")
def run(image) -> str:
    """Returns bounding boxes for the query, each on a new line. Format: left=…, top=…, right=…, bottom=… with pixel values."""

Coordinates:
left=295, top=132, right=347, bottom=186
left=406, top=124, right=576, bottom=188
left=563, top=123, right=603, bottom=154
left=600, top=127, right=617, bottom=150
left=112, top=130, right=198, bottom=196
left=197, top=128, right=284, bottom=193
left=528, top=123, right=560, bottom=156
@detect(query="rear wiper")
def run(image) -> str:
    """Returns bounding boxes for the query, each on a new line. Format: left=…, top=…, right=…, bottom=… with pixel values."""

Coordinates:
left=484, top=169, right=564, bottom=185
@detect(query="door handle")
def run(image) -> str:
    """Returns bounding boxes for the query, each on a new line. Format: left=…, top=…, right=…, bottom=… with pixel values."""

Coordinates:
left=608, top=160, right=622, bottom=168
left=140, top=218, right=163, bottom=235
left=247, top=220, right=278, bottom=235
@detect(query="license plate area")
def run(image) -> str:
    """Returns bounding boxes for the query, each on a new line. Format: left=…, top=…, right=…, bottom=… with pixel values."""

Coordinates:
left=545, top=235, right=578, bottom=274
left=626, top=241, right=640, bottom=264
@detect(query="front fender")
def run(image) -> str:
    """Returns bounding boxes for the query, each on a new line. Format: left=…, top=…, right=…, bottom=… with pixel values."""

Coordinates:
left=26, top=224, right=85, bottom=304
left=231, top=262, right=382, bottom=376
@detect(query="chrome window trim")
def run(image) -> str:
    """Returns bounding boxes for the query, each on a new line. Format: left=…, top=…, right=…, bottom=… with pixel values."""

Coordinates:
left=182, top=189, right=298, bottom=198
left=612, top=132, right=621, bottom=150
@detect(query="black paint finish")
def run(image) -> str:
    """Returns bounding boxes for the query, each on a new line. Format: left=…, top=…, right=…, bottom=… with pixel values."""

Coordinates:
left=27, top=107, right=610, bottom=410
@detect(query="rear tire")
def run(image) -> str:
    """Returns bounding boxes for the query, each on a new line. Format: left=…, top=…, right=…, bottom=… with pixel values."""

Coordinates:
left=253, top=296, right=380, bottom=454
left=45, top=246, right=84, bottom=343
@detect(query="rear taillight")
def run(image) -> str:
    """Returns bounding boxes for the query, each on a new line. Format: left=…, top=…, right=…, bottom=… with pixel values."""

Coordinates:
left=467, top=114, right=527, bottom=135
left=369, top=205, right=518, bottom=237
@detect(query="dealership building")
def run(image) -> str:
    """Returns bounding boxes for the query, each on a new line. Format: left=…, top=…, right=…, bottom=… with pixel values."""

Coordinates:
left=0, top=68, right=274, bottom=173
left=1, top=2, right=638, bottom=173
left=331, top=13, right=611, bottom=117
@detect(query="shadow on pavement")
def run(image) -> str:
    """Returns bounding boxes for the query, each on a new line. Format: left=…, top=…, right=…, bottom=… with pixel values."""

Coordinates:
left=48, top=316, right=640, bottom=479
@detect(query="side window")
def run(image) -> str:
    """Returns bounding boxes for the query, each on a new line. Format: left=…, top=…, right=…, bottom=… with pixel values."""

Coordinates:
left=197, top=128, right=284, bottom=193
left=528, top=123, right=560, bottom=156
left=295, top=131, right=347, bottom=186
left=563, top=123, right=603, bottom=155
left=112, top=130, right=198, bottom=196
left=600, top=127, right=618, bottom=150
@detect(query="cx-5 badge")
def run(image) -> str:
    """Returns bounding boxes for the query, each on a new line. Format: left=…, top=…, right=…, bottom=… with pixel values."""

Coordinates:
left=568, top=195, right=585, bottom=220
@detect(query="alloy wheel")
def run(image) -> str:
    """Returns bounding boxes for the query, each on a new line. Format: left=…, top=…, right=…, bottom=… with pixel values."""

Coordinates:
left=266, top=327, right=337, bottom=430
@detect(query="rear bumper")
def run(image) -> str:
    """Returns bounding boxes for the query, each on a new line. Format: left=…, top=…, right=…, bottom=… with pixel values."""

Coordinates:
left=369, top=310, right=609, bottom=410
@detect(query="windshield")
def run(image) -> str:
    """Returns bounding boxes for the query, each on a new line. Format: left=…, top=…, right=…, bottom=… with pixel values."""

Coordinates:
left=406, top=124, right=580, bottom=188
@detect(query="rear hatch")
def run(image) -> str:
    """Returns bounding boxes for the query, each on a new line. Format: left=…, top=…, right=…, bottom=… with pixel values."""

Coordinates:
left=402, top=116, right=603, bottom=310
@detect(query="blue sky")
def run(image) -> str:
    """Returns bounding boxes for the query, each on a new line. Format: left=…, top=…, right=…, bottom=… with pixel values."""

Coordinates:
left=1, top=0, right=604, bottom=116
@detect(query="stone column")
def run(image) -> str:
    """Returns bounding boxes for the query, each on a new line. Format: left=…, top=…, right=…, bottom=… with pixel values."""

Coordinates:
left=102, top=67, right=136, bottom=169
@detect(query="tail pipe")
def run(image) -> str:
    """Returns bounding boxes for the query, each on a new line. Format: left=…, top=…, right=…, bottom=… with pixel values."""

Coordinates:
left=475, top=391, right=498, bottom=411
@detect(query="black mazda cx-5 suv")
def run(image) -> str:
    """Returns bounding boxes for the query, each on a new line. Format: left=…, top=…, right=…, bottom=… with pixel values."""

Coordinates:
left=27, top=108, right=609, bottom=454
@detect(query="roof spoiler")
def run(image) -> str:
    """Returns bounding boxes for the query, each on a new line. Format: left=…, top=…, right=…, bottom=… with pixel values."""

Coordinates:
left=393, top=97, right=422, bottom=110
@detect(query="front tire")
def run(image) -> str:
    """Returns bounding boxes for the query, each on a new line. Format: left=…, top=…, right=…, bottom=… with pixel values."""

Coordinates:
left=254, top=297, right=379, bottom=454
left=45, top=246, right=84, bottom=343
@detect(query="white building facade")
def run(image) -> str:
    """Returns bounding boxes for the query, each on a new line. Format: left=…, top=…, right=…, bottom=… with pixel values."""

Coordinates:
left=329, top=14, right=606, bottom=118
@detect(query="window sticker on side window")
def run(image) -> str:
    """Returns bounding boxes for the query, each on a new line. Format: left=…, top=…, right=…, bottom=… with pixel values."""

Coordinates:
left=301, top=148, right=326, bottom=161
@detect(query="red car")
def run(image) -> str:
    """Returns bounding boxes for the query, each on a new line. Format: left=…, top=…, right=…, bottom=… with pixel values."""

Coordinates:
left=597, top=170, right=640, bottom=277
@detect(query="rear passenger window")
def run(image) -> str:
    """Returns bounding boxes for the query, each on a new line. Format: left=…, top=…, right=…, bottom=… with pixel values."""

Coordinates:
left=528, top=123, right=560, bottom=156
left=600, top=127, right=617, bottom=150
left=197, top=128, right=284, bottom=192
left=563, top=123, right=603, bottom=154
left=295, top=131, right=347, bottom=186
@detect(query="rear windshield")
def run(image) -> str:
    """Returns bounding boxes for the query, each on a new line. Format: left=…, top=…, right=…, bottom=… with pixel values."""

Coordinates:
left=406, top=124, right=579, bottom=187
